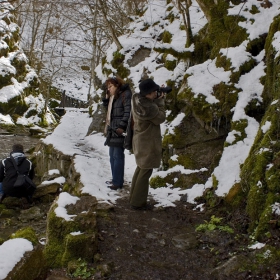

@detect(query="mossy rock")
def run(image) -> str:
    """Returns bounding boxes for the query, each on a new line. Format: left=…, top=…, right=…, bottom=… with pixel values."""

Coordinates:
left=44, top=195, right=98, bottom=268
left=10, top=227, right=39, bottom=246
left=61, top=232, right=97, bottom=266
left=161, top=30, right=172, bottom=43
left=5, top=244, right=46, bottom=280
left=224, top=183, right=244, bottom=207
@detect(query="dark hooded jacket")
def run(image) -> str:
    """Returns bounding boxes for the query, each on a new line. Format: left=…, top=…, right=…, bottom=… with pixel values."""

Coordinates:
left=103, top=83, right=132, bottom=147
left=0, top=152, right=35, bottom=196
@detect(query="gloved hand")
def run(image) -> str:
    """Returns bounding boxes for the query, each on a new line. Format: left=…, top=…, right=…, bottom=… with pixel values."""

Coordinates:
left=116, top=128, right=124, bottom=136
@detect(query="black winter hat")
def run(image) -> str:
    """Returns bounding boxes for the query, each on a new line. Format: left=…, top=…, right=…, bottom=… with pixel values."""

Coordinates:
left=139, top=78, right=159, bottom=96
left=12, top=144, right=24, bottom=153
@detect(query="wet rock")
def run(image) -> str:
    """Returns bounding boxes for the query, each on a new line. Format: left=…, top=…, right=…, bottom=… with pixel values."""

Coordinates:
left=45, top=194, right=98, bottom=267
left=29, top=126, right=48, bottom=136
left=5, top=244, right=46, bottom=280
left=146, top=233, right=157, bottom=239
left=151, top=218, right=164, bottom=224
left=18, top=206, right=44, bottom=222
left=211, top=255, right=248, bottom=279
left=67, top=195, right=97, bottom=214
left=171, top=233, right=198, bottom=250
left=0, top=208, right=17, bottom=218
left=33, top=182, right=61, bottom=198
left=199, top=230, right=234, bottom=247
left=42, top=170, right=63, bottom=181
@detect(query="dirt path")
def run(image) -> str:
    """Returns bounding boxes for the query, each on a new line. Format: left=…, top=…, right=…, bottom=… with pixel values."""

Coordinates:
left=44, top=187, right=280, bottom=280
left=97, top=195, right=215, bottom=280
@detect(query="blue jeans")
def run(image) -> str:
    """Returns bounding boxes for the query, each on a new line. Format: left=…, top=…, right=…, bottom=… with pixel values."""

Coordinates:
left=109, top=146, right=125, bottom=187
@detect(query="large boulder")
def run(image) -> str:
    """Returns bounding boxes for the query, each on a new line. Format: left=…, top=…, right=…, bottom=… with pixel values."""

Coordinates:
left=44, top=193, right=98, bottom=268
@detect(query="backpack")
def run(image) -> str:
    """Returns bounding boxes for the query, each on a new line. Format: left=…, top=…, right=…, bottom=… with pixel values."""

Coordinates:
left=10, top=156, right=36, bottom=196
left=121, top=91, right=134, bottom=150
left=123, top=112, right=134, bottom=150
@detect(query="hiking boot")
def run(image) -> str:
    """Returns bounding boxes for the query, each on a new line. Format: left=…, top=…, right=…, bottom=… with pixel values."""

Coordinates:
left=107, top=185, right=123, bottom=190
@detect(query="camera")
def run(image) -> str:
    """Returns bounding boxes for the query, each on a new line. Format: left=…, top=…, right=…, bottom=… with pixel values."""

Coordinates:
left=156, top=86, right=172, bottom=98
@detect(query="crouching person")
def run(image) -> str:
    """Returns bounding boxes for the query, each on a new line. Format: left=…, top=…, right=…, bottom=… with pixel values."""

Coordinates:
left=0, top=144, right=35, bottom=204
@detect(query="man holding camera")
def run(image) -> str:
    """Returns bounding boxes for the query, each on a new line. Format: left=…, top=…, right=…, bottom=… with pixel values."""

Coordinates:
left=129, top=78, right=168, bottom=210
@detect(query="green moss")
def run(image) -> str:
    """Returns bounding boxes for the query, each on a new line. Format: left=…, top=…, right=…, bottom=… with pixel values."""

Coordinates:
left=202, top=0, right=248, bottom=59
left=247, top=36, right=266, bottom=56
left=154, top=46, right=192, bottom=60
left=162, top=126, right=186, bottom=149
left=254, top=197, right=275, bottom=240
left=62, top=233, right=97, bottom=266
left=166, top=6, right=173, bottom=12
left=216, top=55, right=232, bottom=70
left=48, top=98, right=60, bottom=109
left=102, top=67, right=113, bottom=77
left=0, top=95, right=29, bottom=116
left=225, top=119, right=248, bottom=146
left=116, top=64, right=130, bottom=79
left=162, top=30, right=172, bottom=43
left=111, top=51, right=125, bottom=68
left=25, top=109, right=37, bottom=118
left=11, top=54, right=27, bottom=77
left=10, top=227, right=39, bottom=245
left=165, top=12, right=175, bottom=23
left=92, top=94, right=100, bottom=104
left=44, top=205, right=80, bottom=267
left=250, top=5, right=260, bottom=14
left=150, top=176, right=166, bottom=188
left=164, top=59, right=176, bottom=71
left=237, top=245, right=280, bottom=275
left=169, top=154, right=196, bottom=169
left=152, top=21, right=160, bottom=27
left=243, top=141, right=272, bottom=230
left=101, top=57, right=106, bottom=67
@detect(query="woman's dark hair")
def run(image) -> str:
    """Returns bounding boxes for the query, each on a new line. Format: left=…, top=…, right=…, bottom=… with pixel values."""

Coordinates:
left=105, top=76, right=125, bottom=99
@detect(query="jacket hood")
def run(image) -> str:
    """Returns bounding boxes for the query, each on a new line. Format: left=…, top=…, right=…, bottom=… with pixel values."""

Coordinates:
left=132, top=93, right=159, bottom=120
left=120, top=83, right=130, bottom=92
left=10, top=152, right=26, bottom=165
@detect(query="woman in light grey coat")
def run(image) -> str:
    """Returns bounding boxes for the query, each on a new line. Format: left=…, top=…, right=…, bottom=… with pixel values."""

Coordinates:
left=129, top=78, right=166, bottom=210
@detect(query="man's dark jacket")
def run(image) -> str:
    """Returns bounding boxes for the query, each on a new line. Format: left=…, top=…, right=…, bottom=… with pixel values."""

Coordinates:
left=0, top=152, right=35, bottom=197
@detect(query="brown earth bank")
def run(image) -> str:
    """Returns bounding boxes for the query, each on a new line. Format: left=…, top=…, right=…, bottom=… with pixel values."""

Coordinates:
left=45, top=188, right=280, bottom=280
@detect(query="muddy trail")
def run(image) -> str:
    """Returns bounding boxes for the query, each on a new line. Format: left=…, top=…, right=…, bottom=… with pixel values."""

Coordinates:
left=46, top=187, right=279, bottom=280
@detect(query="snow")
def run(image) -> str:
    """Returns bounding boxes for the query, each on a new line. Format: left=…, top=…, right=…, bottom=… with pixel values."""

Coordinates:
left=249, top=242, right=266, bottom=250
left=186, top=58, right=231, bottom=104
left=54, top=192, right=80, bottom=221
left=0, top=239, right=33, bottom=280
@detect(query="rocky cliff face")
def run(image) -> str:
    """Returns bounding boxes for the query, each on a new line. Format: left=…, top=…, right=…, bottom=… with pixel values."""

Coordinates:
left=0, top=2, right=56, bottom=129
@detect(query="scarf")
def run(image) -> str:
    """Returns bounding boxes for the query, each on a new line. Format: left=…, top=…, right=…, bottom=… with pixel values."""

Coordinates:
left=104, top=95, right=114, bottom=133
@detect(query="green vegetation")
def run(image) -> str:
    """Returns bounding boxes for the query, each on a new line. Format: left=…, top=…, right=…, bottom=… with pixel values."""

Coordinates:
left=196, top=215, right=234, bottom=234
left=68, top=258, right=95, bottom=279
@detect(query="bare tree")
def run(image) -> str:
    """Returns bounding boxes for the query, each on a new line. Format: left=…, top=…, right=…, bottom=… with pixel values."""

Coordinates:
left=174, top=0, right=193, bottom=47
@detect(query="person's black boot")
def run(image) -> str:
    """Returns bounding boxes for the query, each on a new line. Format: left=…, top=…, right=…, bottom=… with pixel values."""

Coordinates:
left=107, top=185, right=123, bottom=190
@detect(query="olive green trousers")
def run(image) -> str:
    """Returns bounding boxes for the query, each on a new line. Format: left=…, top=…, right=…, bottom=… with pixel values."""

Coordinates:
left=129, top=166, right=153, bottom=207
